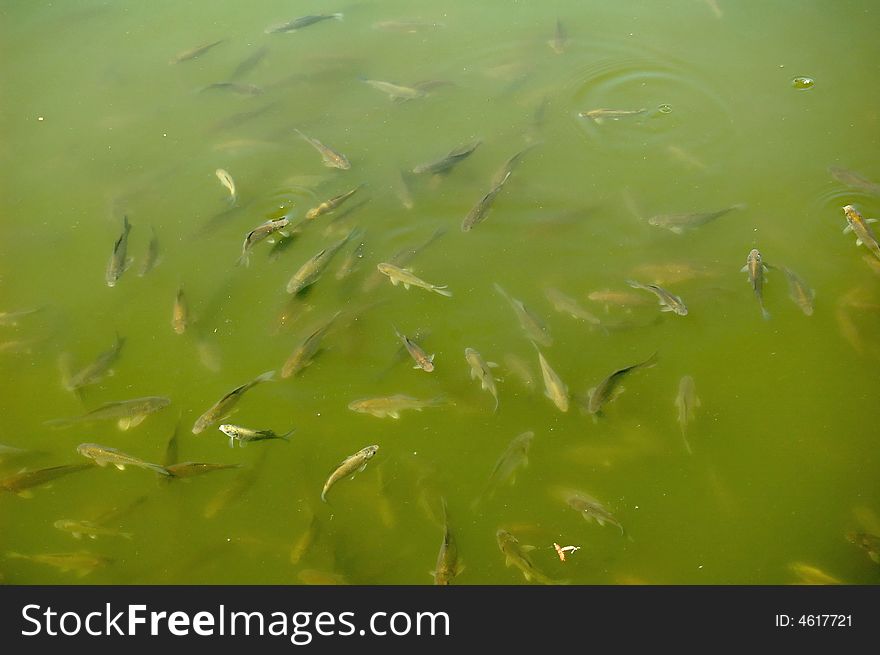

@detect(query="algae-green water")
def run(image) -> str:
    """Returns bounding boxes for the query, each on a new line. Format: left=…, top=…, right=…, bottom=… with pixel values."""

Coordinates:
left=2, top=0, right=879, bottom=584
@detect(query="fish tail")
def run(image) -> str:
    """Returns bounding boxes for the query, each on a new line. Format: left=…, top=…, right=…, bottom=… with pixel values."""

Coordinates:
left=150, top=464, right=173, bottom=477
left=333, top=13, right=344, bottom=20
left=280, top=428, right=296, bottom=441
left=433, top=286, right=453, bottom=297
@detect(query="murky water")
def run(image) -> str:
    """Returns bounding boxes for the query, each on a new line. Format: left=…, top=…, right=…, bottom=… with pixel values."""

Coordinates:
left=2, top=0, right=879, bottom=585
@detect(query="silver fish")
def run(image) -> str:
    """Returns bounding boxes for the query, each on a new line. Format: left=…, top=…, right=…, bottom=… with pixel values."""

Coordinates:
left=0, top=464, right=93, bottom=498
left=46, top=396, right=171, bottom=431
left=741, top=248, right=770, bottom=319
left=286, top=230, right=356, bottom=294
left=494, top=283, right=552, bottom=346
left=432, top=498, right=463, bottom=585
left=675, top=375, right=699, bottom=454
left=170, top=39, right=225, bottom=64
left=105, top=215, right=132, bottom=287
left=76, top=443, right=171, bottom=476
left=548, top=18, right=567, bottom=54
left=626, top=280, right=688, bottom=316
left=363, top=79, right=426, bottom=102
left=266, top=13, right=344, bottom=34
left=496, top=529, right=566, bottom=585
left=347, top=395, right=445, bottom=419
left=829, top=166, right=880, bottom=195
left=544, top=287, right=601, bottom=325
left=536, top=349, right=568, bottom=412
left=218, top=424, right=294, bottom=448
left=461, top=172, right=510, bottom=232
left=646, top=205, right=744, bottom=234
left=779, top=266, right=815, bottom=316
left=60, top=333, right=125, bottom=393
left=480, top=431, right=534, bottom=501
left=396, top=326, right=435, bottom=372
left=465, top=347, right=499, bottom=411
left=321, top=444, right=379, bottom=502
left=138, top=226, right=160, bottom=277
left=239, top=217, right=290, bottom=266
left=377, top=262, right=452, bottom=296
left=192, top=370, right=275, bottom=434
left=585, top=353, right=657, bottom=417
left=280, top=311, right=342, bottom=378
left=564, top=490, right=624, bottom=534
left=295, top=129, right=350, bottom=170
left=842, top=205, right=880, bottom=261
left=412, top=140, right=481, bottom=175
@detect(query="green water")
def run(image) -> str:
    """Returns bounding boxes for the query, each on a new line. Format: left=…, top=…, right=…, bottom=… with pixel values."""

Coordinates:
left=2, top=0, right=879, bottom=585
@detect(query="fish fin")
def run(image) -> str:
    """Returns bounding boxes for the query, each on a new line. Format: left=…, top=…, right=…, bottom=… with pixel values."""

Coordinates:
left=867, top=218, right=878, bottom=224
left=503, top=555, right=513, bottom=568
left=695, top=396, right=702, bottom=407
left=669, top=227, right=684, bottom=235
left=88, top=534, right=97, bottom=540
left=434, top=287, right=453, bottom=297
left=429, top=354, right=435, bottom=363
left=660, top=304, right=674, bottom=312
left=333, top=12, right=344, bottom=20
left=487, top=361, right=499, bottom=368
left=115, top=464, right=126, bottom=471
left=389, top=411, right=400, bottom=419
left=412, top=364, right=422, bottom=369
left=403, top=283, right=411, bottom=290
left=856, top=238, right=863, bottom=246
left=761, top=307, right=771, bottom=320
left=740, top=264, right=749, bottom=273
left=17, top=490, right=34, bottom=499
left=280, top=428, right=296, bottom=440
left=521, top=544, right=536, bottom=552
left=228, top=437, right=235, bottom=448
left=843, top=225, right=853, bottom=234
left=357, top=462, right=368, bottom=473
left=390, top=278, right=399, bottom=286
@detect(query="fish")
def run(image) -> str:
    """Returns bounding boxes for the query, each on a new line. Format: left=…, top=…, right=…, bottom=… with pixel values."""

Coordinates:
left=626, top=280, right=688, bottom=316
left=412, top=140, right=481, bottom=175
left=675, top=375, right=699, bottom=454
left=60, top=332, right=125, bottom=393
left=295, top=129, right=350, bottom=170
left=171, top=285, right=189, bottom=334
left=0, top=443, right=32, bottom=464
left=46, top=396, right=171, bottom=431
left=76, top=443, right=171, bottom=476
left=164, top=462, right=242, bottom=479
left=396, top=169, right=415, bottom=210
left=361, top=226, right=446, bottom=292
left=215, top=168, right=237, bottom=204
left=842, top=204, right=880, bottom=260
left=548, top=18, right=567, bottom=54
left=203, top=453, right=266, bottom=518
left=286, top=230, right=357, bottom=294
left=579, top=108, right=647, bottom=124
left=544, top=288, right=601, bottom=325
left=265, top=13, right=344, bottom=34
left=362, top=79, right=426, bottom=102
left=229, top=46, right=269, bottom=80
left=433, top=499, right=464, bottom=585
left=479, top=431, right=534, bottom=501
left=496, top=529, right=566, bottom=585
left=465, top=347, right=500, bottom=411
left=584, top=353, right=658, bottom=417
left=563, top=489, right=625, bottom=534
left=376, top=262, right=452, bottom=296
left=305, top=184, right=363, bottom=220
left=0, top=463, right=93, bottom=498
left=461, top=172, right=510, bottom=232
left=53, top=519, right=132, bottom=540
left=138, top=226, right=160, bottom=276
left=395, top=326, right=435, bottom=372
left=239, top=217, right=290, bottom=266
left=347, top=394, right=445, bottom=419
left=490, top=144, right=537, bottom=188
left=646, top=205, right=744, bottom=234
left=336, top=240, right=365, bottom=280
left=170, top=39, right=225, bottom=64
left=290, top=512, right=322, bottom=564
left=789, top=562, right=842, bottom=585
left=192, top=370, right=275, bottom=434
left=321, top=444, right=379, bottom=502
left=0, top=307, right=42, bottom=326
left=218, top=424, right=294, bottom=448
left=779, top=266, right=815, bottom=316
left=281, top=311, right=342, bottom=378
left=846, top=532, right=880, bottom=565
left=105, top=215, right=132, bottom=287
left=5, top=551, right=111, bottom=577
left=586, top=289, right=650, bottom=311
left=201, top=82, right=264, bottom=96
left=829, top=166, right=880, bottom=195
left=741, top=248, right=771, bottom=319
left=536, top=348, right=569, bottom=412
left=494, top=283, right=552, bottom=346
left=628, top=262, right=711, bottom=286
left=504, top=353, right=535, bottom=391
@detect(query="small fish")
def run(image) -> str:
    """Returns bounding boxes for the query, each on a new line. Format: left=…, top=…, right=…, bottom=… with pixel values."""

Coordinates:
left=563, top=490, right=624, bottom=534
left=490, top=144, right=537, bottom=188
left=376, top=262, right=452, bottom=296
left=646, top=205, right=743, bottom=234
left=585, top=353, right=658, bottom=417
left=203, top=453, right=266, bottom=518
left=218, top=424, right=294, bottom=448
left=363, top=79, right=426, bottom=102
left=322, top=444, right=379, bottom=502
left=164, top=462, right=242, bottom=479
left=626, top=280, right=688, bottom=316
left=266, top=13, right=344, bottom=34
left=215, top=168, right=237, bottom=203
left=536, top=348, right=569, bottom=412
left=548, top=18, right=567, bottom=54
left=586, top=289, right=650, bottom=310
left=461, top=172, right=510, bottom=232
left=229, top=46, right=269, bottom=80
left=54, top=519, right=132, bottom=541
left=201, top=82, right=264, bottom=96
left=105, top=215, right=132, bottom=287
left=396, top=327, right=435, bottom=372
left=281, top=311, right=342, bottom=378
left=494, top=283, right=552, bottom=346
left=496, top=529, right=566, bottom=585
left=171, top=285, right=189, bottom=335
left=412, top=140, right=481, bottom=175
left=829, top=166, right=880, bottom=195
left=741, top=248, right=770, bottom=319
left=290, top=512, right=322, bottom=565
left=348, top=394, right=445, bottom=419
left=138, top=226, right=160, bottom=276
left=295, top=129, right=350, bottom=170
left=479, top=431, right=534, bottom=501
left=789, top=562, right=842, bottom=585
left=675, top=375, right=699, bottom=454
left=60, top=332, right=125, bottom=393
left=0, top=307, right=42, bottom=326
left=0, top=464, right=93, bottom=498
left=286, top=230, right=357, bottom=294
left=5, top=551, right=111, bottom=577
left=846, top=532, right=880, bottom=565
left=192, top=370, right=275, bottom=434
left=336, top=240, right=365, bottom=280
left=361, top=226, right=447, bottom=293
left=239, top=217, right=290, bottom=266
left=779, top=266, right=815, bottom=316
left=396, top=169, right=415, bottom=210
left=433, top=499, right=464, bottom=585
left=544, top=288, right=601, bottom=325
left=170, top=39, right=225, bottom=64
left=465, top=347, right=500, bottom=412
left=305, top=184, right=363, bottom=220
left=579, top=108, right=647, bottom=124
left=76, top=443, right=171, bottom=476
left=842, top=205, right=880, bottom=260
left=46, top=396, right=171, bottom=431
left=628, top=261, right=710, bottom=286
